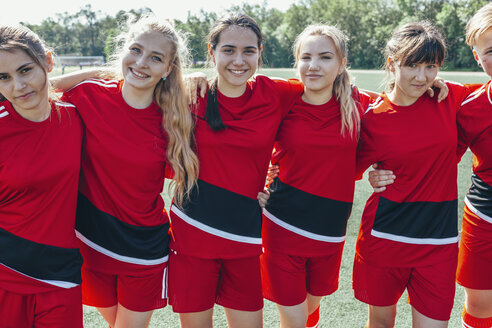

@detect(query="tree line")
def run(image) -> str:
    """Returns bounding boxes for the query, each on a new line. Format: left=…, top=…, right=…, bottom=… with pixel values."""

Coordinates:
left=24, top=0, right=489, bottom=70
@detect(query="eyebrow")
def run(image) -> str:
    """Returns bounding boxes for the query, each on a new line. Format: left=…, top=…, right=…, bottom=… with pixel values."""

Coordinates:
left=301, top=51, right=335, bottom=56
left=220, top=44, right=258, bottom=50
left=0, top=62, right=35, bottom=75
left=17, top=63, right=34, bottom=72
left=132, top=42, right=166, bottom=58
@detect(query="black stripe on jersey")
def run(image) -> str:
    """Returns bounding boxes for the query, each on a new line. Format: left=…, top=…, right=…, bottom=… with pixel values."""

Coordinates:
left=177, top=179, right=262, bottom=239
left=0, top=227, right=82, bottom=284
left=265, top=178, right=352, bottom=237
left=466, top=174, right=492, bottom=218
left=76, top=193, right=170, bottom=261
left=373, top=196, right=458, bottom=241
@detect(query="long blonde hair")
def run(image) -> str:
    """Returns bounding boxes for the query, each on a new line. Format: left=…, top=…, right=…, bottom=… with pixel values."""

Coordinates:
left=293, top=25, right=359, bottom=137
left=109, top=16, right=199, bottom=206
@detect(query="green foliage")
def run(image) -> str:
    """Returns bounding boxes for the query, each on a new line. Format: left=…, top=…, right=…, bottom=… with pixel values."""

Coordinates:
left=22, top=0, right=492, bottom=69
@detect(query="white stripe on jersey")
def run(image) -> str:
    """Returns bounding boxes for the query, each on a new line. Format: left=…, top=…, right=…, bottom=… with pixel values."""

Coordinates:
left=0, top=262, right=79, bottom=289
left=359, top=90, right=371, bottom=99
left=461, top=84, right=486, bottom=106
left=170, top=205, right=262, bottom=245
left=54, top=101, right=76, bottom=109
left=67, top=78, right=119, bottom=92
left=445, top=80, right=464, bottom=87
left=462, top=318, right=473, bottom=328
left=371, top=229, right=459, bottom=245
left=162, top=266, right=168, bottom=300
left=465, top=197, right=492, bottom=225
left=75, top=230, right=169, bottom=265
left=263, top=208, right=345, bottom=243
left=0, top=106, right=8, bottom=118
left=364, top=96, right=384, bottom=115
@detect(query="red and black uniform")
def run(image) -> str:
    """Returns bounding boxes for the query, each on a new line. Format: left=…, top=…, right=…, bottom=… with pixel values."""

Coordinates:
left=170, top=76, right=301, bottom=258
left=261, top=87, right=371, bottom=306
left=62, top=79, right=169, bottom=310
left=263, top=87, right=371, bottom=257
left=456, top=81, right=492, bottom=289
left=353, top=83, right=473, bottom=320
left=0, top=100, right=83, bottom=325
left=168, top=76, right=302, bottom=312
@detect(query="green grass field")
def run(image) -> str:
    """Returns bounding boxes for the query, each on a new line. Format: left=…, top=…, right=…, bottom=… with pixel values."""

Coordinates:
left=78, top=69, right=488, bottom=327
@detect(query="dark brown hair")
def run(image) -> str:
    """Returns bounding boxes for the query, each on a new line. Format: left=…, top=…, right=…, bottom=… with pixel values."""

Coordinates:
left=206, top=13, right=262, bottom=131
left=383, top=21, right=446, bottom=91
left=0, top=25, right=53, bottom=101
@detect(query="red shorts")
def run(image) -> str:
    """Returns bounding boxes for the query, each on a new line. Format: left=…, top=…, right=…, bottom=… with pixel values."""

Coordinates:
left=0, top=286, right=82, bottom=328
left=81, top=262, right=167, bottom=312
left=168, top=251, right=263, bottom=313
left=352, top=253, right=457, bottom=321
left=261, top=249, right=342, bottom=306
left=457, top=204, right=492, bottom=289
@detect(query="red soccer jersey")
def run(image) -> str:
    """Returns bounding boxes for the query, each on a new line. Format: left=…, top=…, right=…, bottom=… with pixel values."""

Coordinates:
left=263, top=87, right=372, bottom=256
left=0, top=101, right=83, bottom=294
left=170, top=75, right=303, bottom=259
left=355, top=82, right=473, bottom=267
left=457, top=81, right=492, bottom=224
left=62, top=79, right=170, bottom=274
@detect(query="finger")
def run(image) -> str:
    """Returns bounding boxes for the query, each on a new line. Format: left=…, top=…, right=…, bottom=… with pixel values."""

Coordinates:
left=427, top=88, right=435, bottom=98
left=192, top=89, right=197, bottom=105
left=373, top=186, right=386, bottom=193
left=438, top=88, right=448, bottom=103
left=199, top=81, right=207, bottom=98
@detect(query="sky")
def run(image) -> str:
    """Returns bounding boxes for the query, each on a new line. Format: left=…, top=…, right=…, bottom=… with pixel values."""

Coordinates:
left=2, top=0, right=298, bottom=25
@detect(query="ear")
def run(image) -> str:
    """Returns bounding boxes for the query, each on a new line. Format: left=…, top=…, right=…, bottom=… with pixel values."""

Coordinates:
left=163, top=62, right=173, bottom=79
left=473, top=50, right=482, bottom=67
left=338, top=57, right=347, bottom=75
left=208, top=43, right=215, bottom=64
left=259, top=44, right=263, bottom=55
left=45, top=51, right=54, bottom=73
left=387, top=57, right=396, bottom=72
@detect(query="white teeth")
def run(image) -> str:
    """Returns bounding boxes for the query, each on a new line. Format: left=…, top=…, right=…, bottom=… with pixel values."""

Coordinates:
left=231, top=70, right=245, bottom=74
left=131, top=68, right=148, bottom=78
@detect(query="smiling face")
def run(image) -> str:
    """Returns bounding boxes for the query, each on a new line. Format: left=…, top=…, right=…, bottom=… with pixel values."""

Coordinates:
left=121, top=31, right=173, bottom=96
left=209, top=26, right=261, bottom=97
left=389, top=60, right=439, bottom=106
left=473, top=27, right=492, bottom=78
left=0, top=48, right=52, bottom=121
left=297, top=35, right=345, bottom=104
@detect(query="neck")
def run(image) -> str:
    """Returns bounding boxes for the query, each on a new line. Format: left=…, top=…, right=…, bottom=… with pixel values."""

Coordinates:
left=16, top=99, right=51, bottom=122
left=121, top=82, right=154, bottom=109
left=387, top=88, right=419, bottom=106
left=217, top=78, right=247, bottom=98
left=302, top=87, right=333, bottom=105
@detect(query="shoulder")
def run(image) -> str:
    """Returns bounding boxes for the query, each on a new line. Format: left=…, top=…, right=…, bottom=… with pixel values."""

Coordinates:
left=0, top=102, right=11, bottom=122
left=66, top=78, right=120, bottom=94
left=363, top=95, right=386, bottom=116
left=460, top=83, right=488, bottom=108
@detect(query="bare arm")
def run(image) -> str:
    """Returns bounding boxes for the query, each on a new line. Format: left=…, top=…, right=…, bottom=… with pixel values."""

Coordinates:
left=50, top=68, right=110, bottom=91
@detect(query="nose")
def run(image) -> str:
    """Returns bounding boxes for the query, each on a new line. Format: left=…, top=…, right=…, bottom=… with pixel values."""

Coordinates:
left=308, top=59, right=319, bottom=71
left=415, top=66, right=425, bottom=81
left=135, top=55, right=148, bottom=67
left=232, top=52, right=245, bottom=65
left=14, top=77, right=27, bottom=91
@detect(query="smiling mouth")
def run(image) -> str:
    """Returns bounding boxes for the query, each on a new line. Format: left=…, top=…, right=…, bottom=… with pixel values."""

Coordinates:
left=229, top=69, right=248, bottom=75
left=130, top=68, right=150, bottom=79
left=16, top=91, right=35, bottom=100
